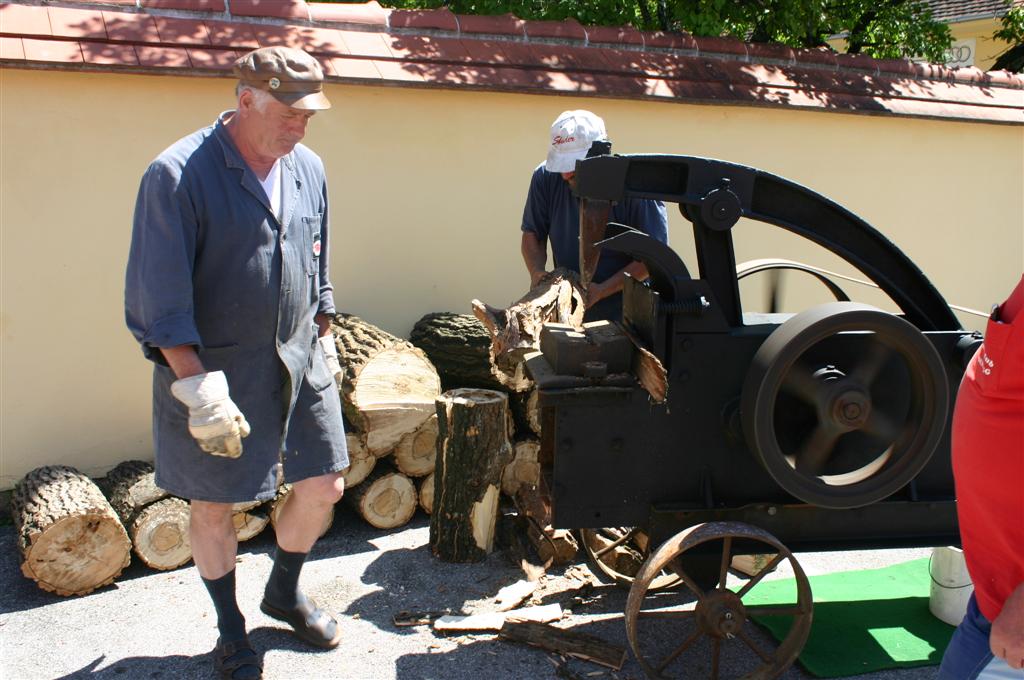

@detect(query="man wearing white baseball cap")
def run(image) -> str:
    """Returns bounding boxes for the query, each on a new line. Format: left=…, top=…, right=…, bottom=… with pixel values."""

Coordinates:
left=521, top=110, right=668, bottom=321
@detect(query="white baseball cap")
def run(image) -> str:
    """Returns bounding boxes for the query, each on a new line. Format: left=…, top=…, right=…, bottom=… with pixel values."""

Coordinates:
left=544, top=110, right=607, bottom=174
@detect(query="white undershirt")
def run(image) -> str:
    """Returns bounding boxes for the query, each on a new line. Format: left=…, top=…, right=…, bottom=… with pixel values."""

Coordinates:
left=259, top=159, right=282, bottom=220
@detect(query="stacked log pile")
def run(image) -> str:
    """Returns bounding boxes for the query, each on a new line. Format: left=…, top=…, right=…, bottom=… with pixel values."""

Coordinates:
left=104, top=460, right=191, bottom=570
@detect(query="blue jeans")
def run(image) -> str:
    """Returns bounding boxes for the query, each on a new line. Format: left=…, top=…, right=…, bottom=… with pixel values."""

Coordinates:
left=938, top=593, right=1024, bottom=679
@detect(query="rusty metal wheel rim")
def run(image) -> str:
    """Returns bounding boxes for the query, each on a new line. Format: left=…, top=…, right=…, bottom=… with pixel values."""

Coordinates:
left=741, top=302, right=949, bottom=509
left=625, top=522, right=812, bottom=680
left=580, top=527, right=682, bottom=591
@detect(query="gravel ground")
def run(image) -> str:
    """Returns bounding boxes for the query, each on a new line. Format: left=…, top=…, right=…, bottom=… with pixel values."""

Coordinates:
left=1, top=507, right=948, bottom=680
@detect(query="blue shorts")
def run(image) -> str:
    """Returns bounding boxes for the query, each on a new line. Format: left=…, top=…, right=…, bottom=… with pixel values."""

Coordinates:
left=939, top=593, right=1024, bottom=679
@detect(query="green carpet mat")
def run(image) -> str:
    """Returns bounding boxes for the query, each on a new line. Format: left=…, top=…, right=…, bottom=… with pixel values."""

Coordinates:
left=742, top=557, right=956, bottom=677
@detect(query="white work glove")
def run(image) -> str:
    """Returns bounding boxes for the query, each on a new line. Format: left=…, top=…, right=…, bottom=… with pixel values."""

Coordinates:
left=170, top=371, right=251, bottom=458
left=318, top=335, right=343, bottom=387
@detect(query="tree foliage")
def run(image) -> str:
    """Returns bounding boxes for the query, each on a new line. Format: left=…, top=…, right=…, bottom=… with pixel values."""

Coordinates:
left=374, top=0, right=954, bottom=62
left=991, top=4, right=1024, bottom=72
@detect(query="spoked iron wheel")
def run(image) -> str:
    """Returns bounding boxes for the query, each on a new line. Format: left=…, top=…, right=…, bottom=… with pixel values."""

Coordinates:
left=741, top=302, right=949, bottom=509
left=580, top=527, right=682, bottom=590
left=625, top=522, right=812, bottom=680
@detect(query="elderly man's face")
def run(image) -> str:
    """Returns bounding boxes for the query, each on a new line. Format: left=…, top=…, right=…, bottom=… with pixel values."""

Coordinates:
left=245, top=93, right=317, bottom=160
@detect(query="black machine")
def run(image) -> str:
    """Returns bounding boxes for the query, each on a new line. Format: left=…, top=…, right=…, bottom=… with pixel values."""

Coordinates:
left=530, top=153, right=982, bottom=678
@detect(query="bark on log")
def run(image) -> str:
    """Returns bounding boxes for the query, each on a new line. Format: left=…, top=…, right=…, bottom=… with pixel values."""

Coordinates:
left=472, top=269, right=585, bottom=392
left=330, top=314, right=441, bottom=455
left=393, top=414, right=437, bottom=478
left=344, top=463, right=418, bottom=529
left=11, top=465, right=131, bottom=596
left=270, top=484, right=333, bottom=539
left=498, top=621, right=627, bottom=670
left=418, top=471, right=435, bottom=515
left=409, top=312, right=501, bottom=391
left=501, top=438, right=540, bottom=498
left=102, top=460, right=169, bottom=527
left=430, top=389, right=513, bottom=562
left=132, top=497, right=192, bottom=569
left=341, top=432, right=376, bottom=487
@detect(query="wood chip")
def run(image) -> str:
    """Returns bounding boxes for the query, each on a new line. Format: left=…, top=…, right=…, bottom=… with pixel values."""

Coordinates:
left=494, top=579, right=538, bottom=611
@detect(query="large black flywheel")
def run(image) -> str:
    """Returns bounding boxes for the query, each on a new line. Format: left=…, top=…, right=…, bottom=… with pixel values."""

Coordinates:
left=741, top=302, right=949, bottom=509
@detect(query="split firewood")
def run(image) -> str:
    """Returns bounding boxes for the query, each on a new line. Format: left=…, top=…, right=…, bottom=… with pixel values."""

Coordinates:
left=514, top=481, right=578, bottom=564
left=418, top=471, right=435, bottom=515
left=731, top=553, right=779, bottom=577
left=472, top=268, right=585, bottom=392
left=409, top=312, right=502, bottom=391
left=270, top=483, right=333, bottom=538
left=392, top=414, right=437, bottom=478
left=433, top=604, right=562, bottom=632
left=501, top=438, right=541, bottom=498
left=344, top=462, right=418, bottom=529
left=330, top=313, right=441, bottom=456
left=582, top=528, right=645, bottom=579
left=341, top=432, right=376, bottom=486
left=498, top=621, right=626, bottom=671
left=11, top=465, right=131, bottom=596
left=620, top=324, right=668, bottom=403
left=494, top=579, right=538, bottom=611
left=430, top=389, right=514, bottom=562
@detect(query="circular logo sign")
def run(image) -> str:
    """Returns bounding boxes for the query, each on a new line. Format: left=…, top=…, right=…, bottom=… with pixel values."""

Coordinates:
left=269, top=77, right=281, bottom=90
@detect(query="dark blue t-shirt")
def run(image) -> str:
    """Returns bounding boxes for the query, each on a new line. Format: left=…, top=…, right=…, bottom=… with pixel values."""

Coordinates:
left=520, top=163, right=668, bottom=285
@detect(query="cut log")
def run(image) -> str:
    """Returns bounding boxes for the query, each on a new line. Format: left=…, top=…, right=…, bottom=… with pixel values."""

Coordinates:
left=409, top=312, right=502, bottom=391
left=342, top=432, right=376, bottom=486
left=392, top=414, right=437, bottom=478
left=498, top=621, right=627, bottom=670
left=330, top=314, right=441, bottom=455
left=232, top=502, right=269, bottom=543
left=11, top=465, right=131, bottom=596
left=132, top=497, right=192, bottom=569
left=344, top=463, right=418, bottom=529
left=430, top=389, right=513, bottom=562
left=527, top=524, right=579, bottom=565
left=501, top=438, right=541, bottom=498
left=418, top=471, right=435, bottom=515
left=270, top=484, right=333, bottom=539
left=102, top=460, right=169, bottom=527
left=472, top=268, right=585, bottom=392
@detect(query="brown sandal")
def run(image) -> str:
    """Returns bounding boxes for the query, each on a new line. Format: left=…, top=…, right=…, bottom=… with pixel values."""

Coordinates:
left=214, top=637, right=262, bottom=680
left=260, top=597, right=342, bottom=649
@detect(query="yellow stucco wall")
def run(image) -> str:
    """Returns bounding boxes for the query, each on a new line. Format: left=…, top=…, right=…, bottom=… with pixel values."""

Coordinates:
left=1, top=67, right=1022, bottom=488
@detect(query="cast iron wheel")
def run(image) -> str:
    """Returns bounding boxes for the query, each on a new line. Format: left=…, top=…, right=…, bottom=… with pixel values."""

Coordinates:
left=741, top=302, right=949, bottom=509
left=580, top=527, right=682, bottom=591
left=625, top=521, right=812, bottom=680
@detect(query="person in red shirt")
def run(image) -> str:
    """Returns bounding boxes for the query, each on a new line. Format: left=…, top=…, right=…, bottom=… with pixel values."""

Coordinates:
left=938, top=274, right=1024, bottom=678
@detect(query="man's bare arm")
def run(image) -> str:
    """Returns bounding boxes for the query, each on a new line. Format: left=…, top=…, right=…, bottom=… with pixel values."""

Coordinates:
left=161, top=345, right=205, bottom=380
left=521, top=232, right=549, bottom=288
left=587, top=261, right=650, bottom=307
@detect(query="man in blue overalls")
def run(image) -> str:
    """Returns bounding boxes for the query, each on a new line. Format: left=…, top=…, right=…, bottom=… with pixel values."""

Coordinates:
left=520, top=110, right=669, bottom=322
left=126, top=47, right=348, bottom=680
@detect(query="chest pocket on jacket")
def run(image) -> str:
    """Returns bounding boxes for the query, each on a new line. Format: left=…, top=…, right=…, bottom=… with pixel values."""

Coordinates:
left=302, top=215, right=322, bottom=275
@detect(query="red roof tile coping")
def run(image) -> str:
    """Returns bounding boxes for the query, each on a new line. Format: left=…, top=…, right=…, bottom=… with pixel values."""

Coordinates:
left=694, top=35, right=746, bottom=58
left=0, top=35, right=24, bottom=59
left=22, top=37, right=83, bottom=62
left=645, top=31, right=697, bottom=51
left=523, top=18, right=586, bottom=41
left=154, top=16, right=212, bottom=45
left=390, top=8, right=458, bottom=32
left=585, top=25, right=644, bottom=46
left=103, top=11, right=161, bottom=44
left=308, top=1, right=388, bottom=26
left=136, top=44, right=191, bottom=67
left=48, top=7, right=106, bottom=41
left=746, top=42, right=796, bottom=64
left=231, top=0, right=309, bottom=21
left=456, top=12, right=525, bottom=37
left=82, top=41, right=139, bottom=66
left=141, top=0, right=226, bottom=11
left=0, top=3, right=53, bottom=37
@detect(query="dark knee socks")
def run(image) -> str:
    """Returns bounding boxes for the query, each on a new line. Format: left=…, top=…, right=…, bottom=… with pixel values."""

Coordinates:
left=264, top=547, right=309, bottom=610
left=201, top=569, right=247, bottom=642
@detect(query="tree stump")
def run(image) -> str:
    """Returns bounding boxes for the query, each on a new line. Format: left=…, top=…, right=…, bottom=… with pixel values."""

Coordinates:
left=393, top=414, right=438, bottom=478
left=11, top=465, right=131, bottom=596
left=330, top=314, right=441, bottom=455
left=132, top=497, right=193, bottom=569
left=409, top=312, right=501, bottom=391
left=430, top=389, right=513, bottom=562
left=472, top=269, right=585, bottom=391
left=344, top=463, right=418, bottom=529
left=501, top=438, right=541, bottom=498
left=341, top=432, right=376, bottom=487
left=418, top=471, right=435, bottom=515
left=270, top=484, right=333, bottom=539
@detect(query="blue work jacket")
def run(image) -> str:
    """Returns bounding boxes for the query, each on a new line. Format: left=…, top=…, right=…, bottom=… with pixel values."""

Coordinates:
left=125, top=112, right=347, bottom=502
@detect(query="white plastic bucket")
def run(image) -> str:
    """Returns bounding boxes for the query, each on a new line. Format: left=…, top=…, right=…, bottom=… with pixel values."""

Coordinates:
left=929, top=546, right=974, bottom=626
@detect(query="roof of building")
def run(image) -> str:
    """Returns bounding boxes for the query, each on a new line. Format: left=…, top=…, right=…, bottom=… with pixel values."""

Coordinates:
left=0, top=0, right=1021, bottom=124
left=923, top=0, right=1020, bottom=23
